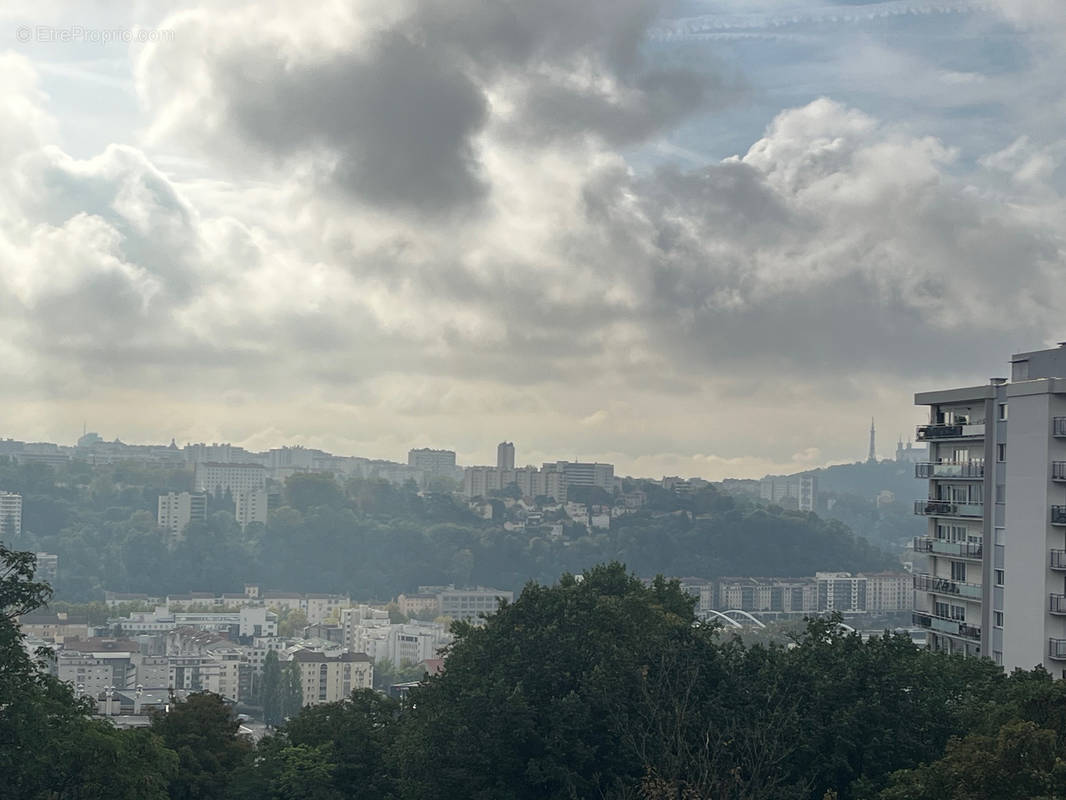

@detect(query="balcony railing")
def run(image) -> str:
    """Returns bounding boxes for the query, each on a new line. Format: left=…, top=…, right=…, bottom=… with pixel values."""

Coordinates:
left=1054, top=418, right=1066, bottom=437
left=911, top=612, right=981, bottom=641
left=1050, top=639, right=1066, bottom=661
left=917, top=423, right=985, bottom=441
left=1052, top=507, right=1066, bottom=526
left=914, top=500, right=983, bottom=518
left=913, top=573, right=982, bottom=599
left=1053, top=463, right=1066, bottom=481
left=1051, top=594, right=1066, bottom=615
left=1052, top=550, right=1066, bottom=571
left=915, top=461, right=985, bottom=480
left=913, top=537, right=983, bottom=559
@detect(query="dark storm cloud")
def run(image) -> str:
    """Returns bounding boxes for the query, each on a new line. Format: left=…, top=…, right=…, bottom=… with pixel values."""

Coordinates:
left=145, top=0, right=718, bottom=214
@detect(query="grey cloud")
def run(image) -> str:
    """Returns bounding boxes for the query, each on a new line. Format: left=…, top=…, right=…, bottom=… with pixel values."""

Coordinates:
left=142, top=0, right=720, bottom=213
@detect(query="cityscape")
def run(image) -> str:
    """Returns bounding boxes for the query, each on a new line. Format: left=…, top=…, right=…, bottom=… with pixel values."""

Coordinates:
left=3, top=0, right=1066, bottom=797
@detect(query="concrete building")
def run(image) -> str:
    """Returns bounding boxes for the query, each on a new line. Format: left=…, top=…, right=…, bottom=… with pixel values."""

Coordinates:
left=289, top=650, right=373, bottom=706
left=18, top=610, right=91, bottom=644
left=758, top=475, right=818, bottom=512
left=194, top=462, right=267, bottom=496
left=497, top=442, right=515, bottom=471
left=816, top=572, right=867, bottom=613
left=34, top=553, right=57, bottom=584
left=157, top=492, right=207, bottom=538
left=437, top=587, right=514, bottom=622
left=865, top=572, right=913, bottom=612
left=0, top=491, right=22, bottom=537
left=396, top=593, right=440, bottom=618
left=57, top=639, right=140, bottom=697
left=713, top=578, right=819, bottom=615
left=407, top=448, right=457, bottom=482
left=909, top=343, right=1066, bottom=670
left=234, top=489, right=268, bottom=529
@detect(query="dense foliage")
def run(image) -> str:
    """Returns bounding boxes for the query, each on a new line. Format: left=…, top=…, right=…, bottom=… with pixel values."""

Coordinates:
left=3, top=458, right=894, bottom=602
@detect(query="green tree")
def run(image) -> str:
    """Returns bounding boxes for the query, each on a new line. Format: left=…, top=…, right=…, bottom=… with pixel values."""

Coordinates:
left=262, top=649, right=284, bottom=727
left=282, top=661, right=304, bottom=721
left=150, top=692, right=252, bottom=800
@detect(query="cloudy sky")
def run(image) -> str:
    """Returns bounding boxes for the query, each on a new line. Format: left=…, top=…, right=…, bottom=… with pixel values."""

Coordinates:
left=1, top=0, right=1064, bottom=478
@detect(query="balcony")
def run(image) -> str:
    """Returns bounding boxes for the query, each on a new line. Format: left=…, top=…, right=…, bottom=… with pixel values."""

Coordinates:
left=913, top=573, right=982, bottom=600
left=914, top=499, right=983, bottom=518
left=1054, top=418, right=1066, bottom=437
left=1052, top=550, right=1066, bottom=571
left=913, top=537, right=983, bottom=559
left=1050, top=639, right=1066, bottom=661
left=917, top=423, right=985, bottom=442
left=1053, top=463, right=1066, bottom=481
left=915, top=461, right=985, bottom=480
left=1051, top=594, right=1066, bottom=615
left=1052, top=507, right=1066, bottom=526
left=911, top=612, right=981, bottom=641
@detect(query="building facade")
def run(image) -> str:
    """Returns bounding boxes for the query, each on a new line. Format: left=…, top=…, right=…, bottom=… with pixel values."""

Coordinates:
left=289, top=650, right=373, bottom=706
left=910, top=343, right=1066, bottom=671
left=234, top=489, right=268, bottom=528
left=0, top=491, right=23, bottom=537
left=194, top=462, right=267, bottom=496
left=157, top=492, right=208, bottom=538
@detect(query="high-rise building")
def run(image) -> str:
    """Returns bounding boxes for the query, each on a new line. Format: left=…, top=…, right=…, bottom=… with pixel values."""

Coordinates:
left=0, top=491, right=23, bottom=537
left=157, top=492, right=207, bottom=538
left=497, top=442, right=515, bottom=471
left=912, top=342, right=1066, bottom=671
left=234, top=489, right=269, bottom=529
left=758, top=475, right=818, bottom=512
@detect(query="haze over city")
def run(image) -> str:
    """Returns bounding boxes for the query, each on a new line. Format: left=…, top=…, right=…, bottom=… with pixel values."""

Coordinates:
left=3, top=0, right=1064, bottom=479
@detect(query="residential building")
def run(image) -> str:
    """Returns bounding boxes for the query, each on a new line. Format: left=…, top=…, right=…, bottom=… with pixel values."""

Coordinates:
left=289, top=650, right=373, bottom=706
left=34, top=553, right=58, bottom=584
left=194, top=462, right=267, bottom=496
left=0, top=491, right=22, bottom=537
left=17, top=610, right=91, bottom=644
left=397, top=593, right=440, bottom=618
left=437, top=587, right=513, bottom=622
left=234, top=489, right=268, bottom=528
left=910, top=344, right=1066, bottom=671
left=864, top=572, right=913, bottom=612
left=713, top=578, right=819, bottom=615
left=157, top=492, right=208, bottom=538
left=407, top=448, right=458, bottom=482
left=497, top=442, right=515, bottom=471
left=816, top=572, right=867, bottom=613
left=758, top=475, right=818, bottom=512
left=57, top=639, right=140, bottom=697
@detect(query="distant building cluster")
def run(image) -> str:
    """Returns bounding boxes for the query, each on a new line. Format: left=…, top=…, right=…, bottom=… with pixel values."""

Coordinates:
left=16, top=580, right=514, bottom=714
left=462, top=442, right=615, bottom=502
left=676, top=571, right=913, bottom=618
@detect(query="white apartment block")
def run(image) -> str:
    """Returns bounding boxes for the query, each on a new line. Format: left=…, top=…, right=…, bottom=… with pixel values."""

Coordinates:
left=289, top=650, right=373, bottom=706
left=438, top=587, right=514, bottom=622
left=758, top=475, right=818, bottom=512
left=194, top=462, right=267, bottom=496
left=348, top=621, right=451, bottom=666
left=462, top=460, right=612, bottom=501
left=407, top=448, right=458, bottom=478
left=912, top=343, right=1066, bottom=671
left=157, top=492, right=207, bottom=538
left=234, top=489, right=268, bottom=528
left=0, top=491, right=23, bottom=537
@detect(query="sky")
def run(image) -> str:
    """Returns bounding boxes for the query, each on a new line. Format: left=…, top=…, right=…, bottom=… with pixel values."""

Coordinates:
left=0, top=0, right=1064, bottom=479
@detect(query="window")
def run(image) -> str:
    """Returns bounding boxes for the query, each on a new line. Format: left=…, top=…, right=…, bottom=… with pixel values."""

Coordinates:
left=934, top=601, right=950, bottom=618
left=998, top=403, right=1007, bottom=420
left=997, top=443, right=1006, bottom=462
left=994, top=611, right=1004, bottom=627
left=995, top=569, right=1005, bottom=586
left=950, top=605, right=966, bottom=621
left=951, top=562, right=967, bottom=582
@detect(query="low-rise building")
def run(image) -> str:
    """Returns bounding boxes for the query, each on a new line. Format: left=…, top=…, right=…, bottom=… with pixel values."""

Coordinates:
left=438, top=587, right=513, bottom=622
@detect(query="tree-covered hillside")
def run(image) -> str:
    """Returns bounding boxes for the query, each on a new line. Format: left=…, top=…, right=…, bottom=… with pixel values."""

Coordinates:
left=4, top=458, right=894, bottom=602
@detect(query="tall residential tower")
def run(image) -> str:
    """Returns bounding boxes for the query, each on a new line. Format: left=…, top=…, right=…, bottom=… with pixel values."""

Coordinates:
left=913, top=343, right=1066, bottom=673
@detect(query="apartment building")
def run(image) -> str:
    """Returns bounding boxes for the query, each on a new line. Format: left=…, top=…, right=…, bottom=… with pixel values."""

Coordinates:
left=234, top=489, right=269, bottom=528
left=0, top=491, right=22, bottom=537
left=407, top=448, right=458, bottom=481
left=438, top=587, right=514, bottom=622
left=289, top=650, right=373, bottom=706
left=758, top=475, right=818, bottom=512
left=912, top=343, right=1066, bottom=671
left=194, top=462, right=267, bottom=496
left=157, top=491, right=208, bottom=538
